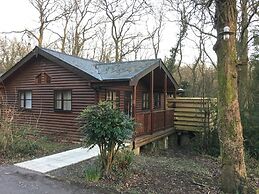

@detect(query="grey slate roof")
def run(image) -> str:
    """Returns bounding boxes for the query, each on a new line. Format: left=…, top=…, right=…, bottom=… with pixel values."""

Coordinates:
left=42, top=48, right=160, bottom=81
left=96, top=59, right=159, bottom=81
left=42, top=48, right=102, bottom=80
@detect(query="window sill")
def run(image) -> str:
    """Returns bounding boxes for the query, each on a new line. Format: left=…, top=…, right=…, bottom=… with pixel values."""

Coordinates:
left=19, top=108, right=32, bottom=112
left=54, top=109, right=72, bottom=113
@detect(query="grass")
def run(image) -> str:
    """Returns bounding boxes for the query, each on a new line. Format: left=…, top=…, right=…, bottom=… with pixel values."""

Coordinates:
left=84, top=164, right=102, bottom=182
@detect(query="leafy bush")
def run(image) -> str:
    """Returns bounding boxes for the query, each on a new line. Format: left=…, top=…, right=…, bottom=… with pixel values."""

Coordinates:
left=78, top=101, right=135, bottom=175
left=84, top=163, right=102, bottom=182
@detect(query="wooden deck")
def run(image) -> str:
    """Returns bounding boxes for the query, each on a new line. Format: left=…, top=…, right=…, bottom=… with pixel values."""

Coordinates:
left=134, top=126, right=175, bottom=148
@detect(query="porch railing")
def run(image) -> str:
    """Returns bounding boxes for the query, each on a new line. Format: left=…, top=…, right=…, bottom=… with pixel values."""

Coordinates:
left=135, top=109, right=174, bottom=136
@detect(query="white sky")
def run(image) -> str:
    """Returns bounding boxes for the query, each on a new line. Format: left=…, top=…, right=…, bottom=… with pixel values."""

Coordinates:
left=0, top=0, right=36, bottom=31
left=0, top=0, right=216, bottom=64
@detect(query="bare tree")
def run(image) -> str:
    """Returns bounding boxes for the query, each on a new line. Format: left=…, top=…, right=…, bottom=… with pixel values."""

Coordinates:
left=58, top=0, right=75, bottom=52
left=146, top=4, right=165, bottom=59
left=165, top=0, right=191, bottom=79
left=237, top=0, right=259, bottom=113
left=98, top=0, right=150, bottom=62
left=70, top=0, right=100, bottom=56
left=0, top=37, right=31, bottom=73
left=27, top=0, right=62, bottom=47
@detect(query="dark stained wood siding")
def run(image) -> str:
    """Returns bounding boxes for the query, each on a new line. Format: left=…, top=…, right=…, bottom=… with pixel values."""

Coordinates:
left=1, top=56, right=96, bottom=141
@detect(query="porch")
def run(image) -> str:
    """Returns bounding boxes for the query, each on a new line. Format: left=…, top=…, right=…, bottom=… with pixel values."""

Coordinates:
left=130, top=64, right=177, bottom=149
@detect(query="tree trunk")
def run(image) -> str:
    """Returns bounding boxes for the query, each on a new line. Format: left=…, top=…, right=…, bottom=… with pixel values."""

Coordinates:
left=213, top=0, right=247, bottom=193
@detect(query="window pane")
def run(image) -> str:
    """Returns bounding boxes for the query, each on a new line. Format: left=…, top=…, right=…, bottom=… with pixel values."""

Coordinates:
left=25, top=99, right=32, bottom=109
left=56, top=92, right=62, bottom=100
left=20, top=93, right=24, bottom=100
left=56, top=100, right=62, bottom=109
left=106, top=91, right=112, bottom=101
left=112, top=92, right=116, bottom=101
left=63, top=91, right=71, bottom=100
left=63, top=100, right=71, bottom=111
left=25, top=91, right=32, bottom=100
left=20, top=99, right=24, bottom=108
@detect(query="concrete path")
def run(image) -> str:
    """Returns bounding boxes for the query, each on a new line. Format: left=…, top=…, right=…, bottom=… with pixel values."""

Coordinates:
left=15, top=146, right=99, bottom=173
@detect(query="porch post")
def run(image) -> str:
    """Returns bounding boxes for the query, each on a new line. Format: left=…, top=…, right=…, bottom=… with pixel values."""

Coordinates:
left=132, top=84, right=137, bottom=150
left=132, top=85, right=137, bottom=118
left=164, top=74, right=167, bottom=129
left=95, top=90, right=100, bottom=104
left=150, top=70, right=154, bottom=134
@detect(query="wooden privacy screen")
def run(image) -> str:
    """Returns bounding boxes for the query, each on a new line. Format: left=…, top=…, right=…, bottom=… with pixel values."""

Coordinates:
left=167, top=97, right=217, bottom=132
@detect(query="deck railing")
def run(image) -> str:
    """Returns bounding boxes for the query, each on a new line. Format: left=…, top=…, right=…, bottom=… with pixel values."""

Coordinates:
left=135, top=109, right=174, bottom=136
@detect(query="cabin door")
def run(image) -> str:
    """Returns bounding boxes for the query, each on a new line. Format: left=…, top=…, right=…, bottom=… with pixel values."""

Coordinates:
left=124, top=91, right=132, bottom=117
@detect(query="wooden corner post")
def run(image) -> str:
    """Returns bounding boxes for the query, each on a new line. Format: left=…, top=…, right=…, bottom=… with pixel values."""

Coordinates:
left=132, top=85, right=137, bottom=118
left=164, top=74, right=167, bottom=129
left=150, top=70, right=154, bottom=134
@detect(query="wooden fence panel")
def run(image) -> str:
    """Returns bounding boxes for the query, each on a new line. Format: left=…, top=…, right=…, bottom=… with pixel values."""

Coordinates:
left=167, top=97, right=217, bottom=132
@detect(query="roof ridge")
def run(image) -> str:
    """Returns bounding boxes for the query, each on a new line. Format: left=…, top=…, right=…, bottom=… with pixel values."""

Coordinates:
left=41, top=47, right=100, bottom=64
left=96, top=58, right=161, bottom=66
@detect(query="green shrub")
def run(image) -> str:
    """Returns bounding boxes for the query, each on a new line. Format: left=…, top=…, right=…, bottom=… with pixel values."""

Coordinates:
left=84, top=164, right=102, bottom=182
left=78, top=101, right=135, bottom=176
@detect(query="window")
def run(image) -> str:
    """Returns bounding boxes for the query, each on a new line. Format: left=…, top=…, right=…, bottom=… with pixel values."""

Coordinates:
left=154, top=93, right=161, bottom=109
left=54, top=90, right=72, bottom=111
left=35, top=73, right=42, bottom=84
left=124, top=91, right=132, bottom=116
left=105, top=90, right=120, bottom=108
left=19, top=90, right=32, bottom=109
left=35, top=73, right=51, bottom=84
left=142, top=92, right=149, bottom=110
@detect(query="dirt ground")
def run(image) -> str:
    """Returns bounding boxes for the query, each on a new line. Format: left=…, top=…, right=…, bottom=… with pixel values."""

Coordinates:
left=49, top=148, right=224, bottom=194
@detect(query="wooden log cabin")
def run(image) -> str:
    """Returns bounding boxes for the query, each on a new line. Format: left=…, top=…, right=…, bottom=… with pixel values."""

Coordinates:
left=0, top=47, right=178, bottom=148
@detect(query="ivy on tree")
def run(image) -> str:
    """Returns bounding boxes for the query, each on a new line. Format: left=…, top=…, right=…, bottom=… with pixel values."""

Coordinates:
left=78, top=101, right=134, bottom=175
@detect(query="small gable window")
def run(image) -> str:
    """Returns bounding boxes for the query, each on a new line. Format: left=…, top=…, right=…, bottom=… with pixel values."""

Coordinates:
left=54, top=90, right=72, bottom=111
left=19, top=90, right=32, bottom=109
left=35, top=73, right=42, bottom=84
left=44, top=73, right=51, bottom=83
left=105, top=90, right=120, bottom=108
left=35, top=73, right=51, bottom=84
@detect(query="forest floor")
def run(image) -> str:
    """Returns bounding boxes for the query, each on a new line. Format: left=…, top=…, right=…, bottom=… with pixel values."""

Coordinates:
left=49, top=147, right=259, bottom=194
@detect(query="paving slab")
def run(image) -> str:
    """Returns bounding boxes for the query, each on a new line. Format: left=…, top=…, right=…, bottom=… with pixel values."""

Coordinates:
left=15, top=146, right=99, bottom=173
